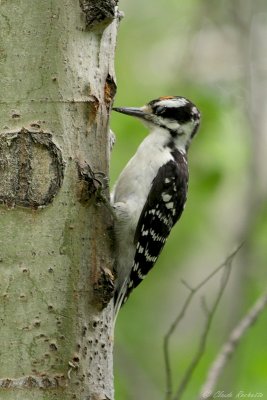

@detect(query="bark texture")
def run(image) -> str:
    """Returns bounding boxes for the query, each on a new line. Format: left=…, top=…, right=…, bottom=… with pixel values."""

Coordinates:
left=0, top=1, right=118, bottom=399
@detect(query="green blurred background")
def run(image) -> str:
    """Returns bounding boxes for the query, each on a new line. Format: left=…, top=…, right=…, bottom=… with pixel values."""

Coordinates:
left=110, top=0, right=267, bottom=398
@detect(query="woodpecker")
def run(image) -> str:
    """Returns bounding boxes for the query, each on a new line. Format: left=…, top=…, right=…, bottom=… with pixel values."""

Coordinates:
left=111, top=96, right=200, bottom=316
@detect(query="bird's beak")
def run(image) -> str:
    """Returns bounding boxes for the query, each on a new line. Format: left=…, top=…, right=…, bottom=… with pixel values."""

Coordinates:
left=112, top=106, right=148, bottom=120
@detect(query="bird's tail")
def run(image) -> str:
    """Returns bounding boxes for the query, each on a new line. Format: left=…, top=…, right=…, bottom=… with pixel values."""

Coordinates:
left=112, top=278, right=129, bottom=328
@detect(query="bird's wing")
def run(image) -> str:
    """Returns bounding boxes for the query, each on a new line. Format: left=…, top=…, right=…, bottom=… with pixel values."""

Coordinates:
left=114, top=158, right=188, bottom=313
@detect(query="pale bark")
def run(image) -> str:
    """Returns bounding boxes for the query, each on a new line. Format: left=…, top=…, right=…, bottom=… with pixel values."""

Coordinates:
left=0, top=1, right=118, bottom=399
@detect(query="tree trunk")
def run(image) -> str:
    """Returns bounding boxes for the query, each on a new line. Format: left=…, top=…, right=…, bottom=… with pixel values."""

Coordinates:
left=0, top=1, right=118, bottom=399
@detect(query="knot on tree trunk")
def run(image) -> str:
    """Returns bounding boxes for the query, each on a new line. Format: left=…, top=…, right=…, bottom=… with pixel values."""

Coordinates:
left=0, top=128, right=64, bottom=209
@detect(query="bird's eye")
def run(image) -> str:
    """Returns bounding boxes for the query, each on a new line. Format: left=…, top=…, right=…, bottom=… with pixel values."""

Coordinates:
left=154, top=106, right=166, bottom=116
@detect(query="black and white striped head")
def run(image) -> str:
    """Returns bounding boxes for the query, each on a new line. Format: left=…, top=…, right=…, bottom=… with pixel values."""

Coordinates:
left=113, top=96, right=200, bottom=151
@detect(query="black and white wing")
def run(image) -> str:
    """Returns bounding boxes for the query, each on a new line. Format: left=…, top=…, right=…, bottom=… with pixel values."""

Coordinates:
left=115, top=154, right=189, bottom=310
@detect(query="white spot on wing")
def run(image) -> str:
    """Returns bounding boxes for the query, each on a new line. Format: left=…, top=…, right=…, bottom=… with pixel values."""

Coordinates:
left=144, top=249, right=157, bottom=262
left=162, top=193, right=172, bottom=202
left=166, top=202, right=174, bottom=210
left=156, top=210, right=170, bottom=226
left=151, top=228, right=166, bottom=242
left=137, top=270, right=146, bottom=280
left=138, top=245, right=144, bottom=254
left=133, top=262, right=139, bottom=271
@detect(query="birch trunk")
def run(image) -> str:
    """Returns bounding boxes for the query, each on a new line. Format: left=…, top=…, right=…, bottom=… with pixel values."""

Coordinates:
left=0, top=1, right=118, bottom=399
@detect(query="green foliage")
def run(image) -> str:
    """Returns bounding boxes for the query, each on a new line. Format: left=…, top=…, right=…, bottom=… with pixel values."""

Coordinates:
left=111, top=0, right=267, bottom=398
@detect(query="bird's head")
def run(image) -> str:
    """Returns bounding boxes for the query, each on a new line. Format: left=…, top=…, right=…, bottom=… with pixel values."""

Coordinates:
left=113, top=96, right=200, bottom=152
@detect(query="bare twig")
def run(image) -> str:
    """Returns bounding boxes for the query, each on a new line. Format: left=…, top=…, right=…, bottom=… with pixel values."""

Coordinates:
left=173, top=255, right=232, bottom=400
left=163, top=244, right=243, bottom=400
left=199, top=291, right=267, bottom=399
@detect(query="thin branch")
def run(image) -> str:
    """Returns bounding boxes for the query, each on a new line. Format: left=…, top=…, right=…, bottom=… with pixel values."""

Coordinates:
left=173, top=256, right=232, bottom=400
left=163, top=243, right=243, bottom=400
left=199, top=291, right=267, bottom=399
left=201, top=296, right=210, bottom=317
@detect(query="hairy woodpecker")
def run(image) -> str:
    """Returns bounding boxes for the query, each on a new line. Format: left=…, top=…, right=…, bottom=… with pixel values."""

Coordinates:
left=111, top=96, right=200, bottom=315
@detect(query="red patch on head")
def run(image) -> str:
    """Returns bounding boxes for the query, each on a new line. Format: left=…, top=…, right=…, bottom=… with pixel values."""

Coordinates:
left=159, top=96, right=175, bottom=100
